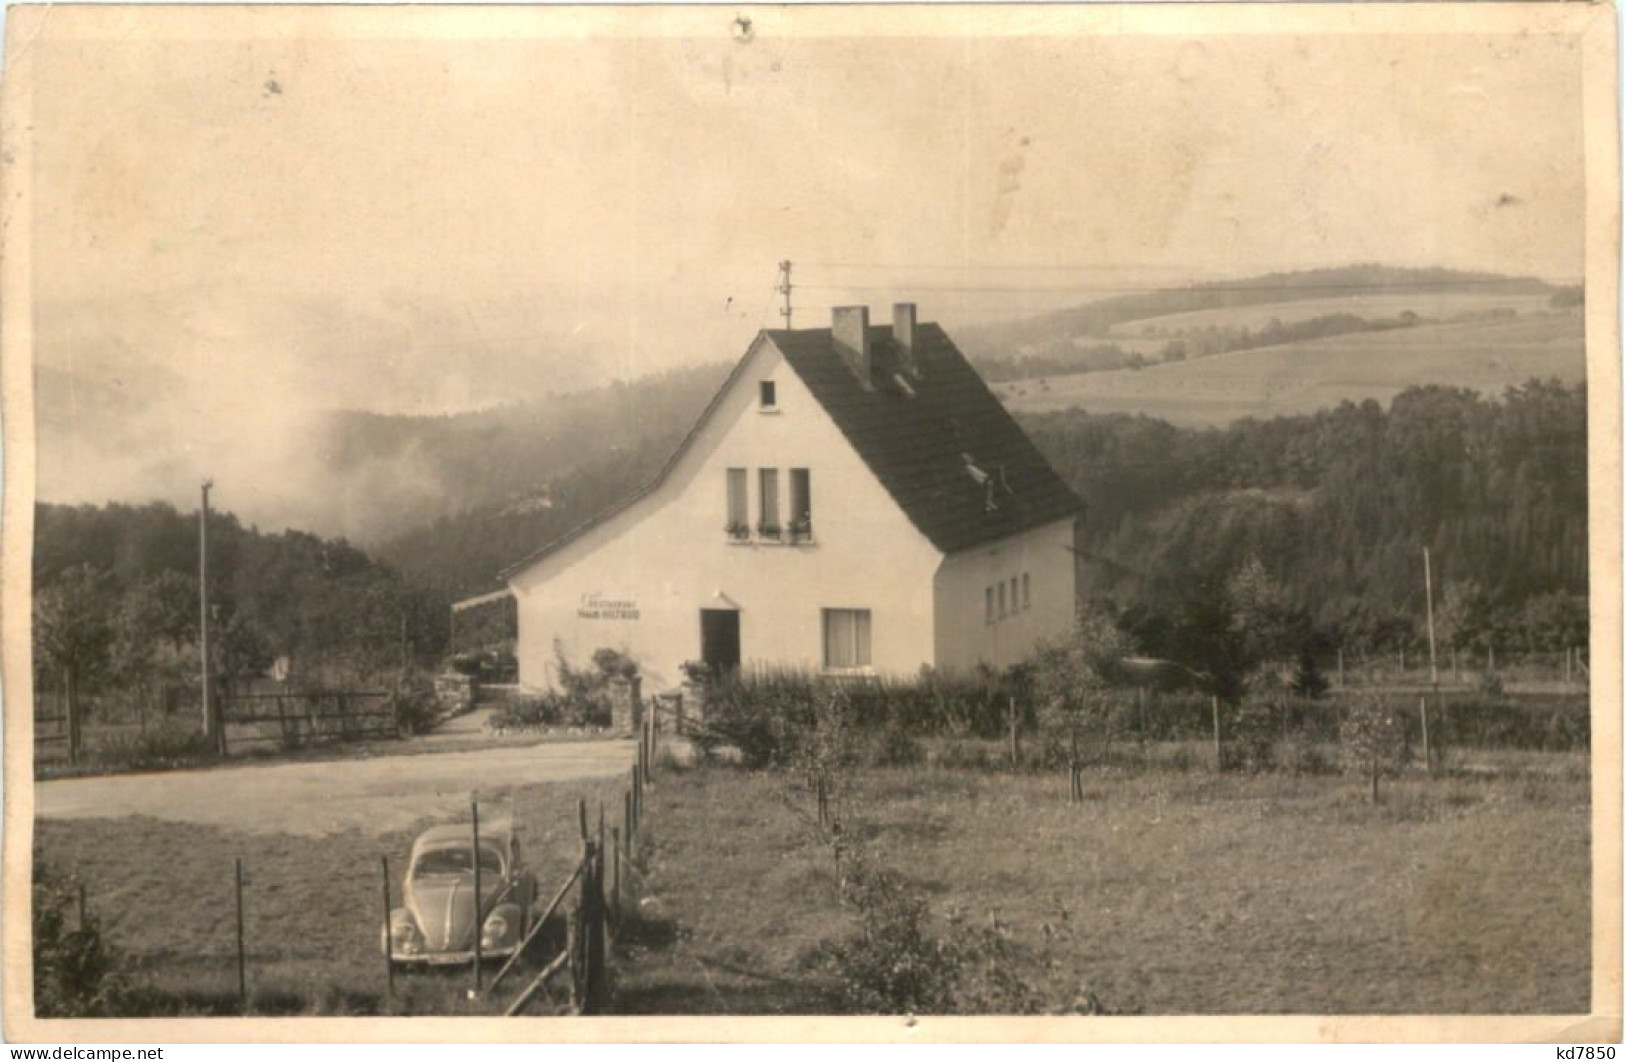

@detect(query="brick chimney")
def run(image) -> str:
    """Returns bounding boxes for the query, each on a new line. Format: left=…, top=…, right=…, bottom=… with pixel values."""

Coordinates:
left=832, top=306, right=872, bottom=383
left=892, top=303, right=918, bottom=373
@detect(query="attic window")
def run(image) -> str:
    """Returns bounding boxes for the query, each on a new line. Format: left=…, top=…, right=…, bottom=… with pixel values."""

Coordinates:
left=961, top=453, right=1000, bottom=510
left=759, top=380, right=777, bottom=411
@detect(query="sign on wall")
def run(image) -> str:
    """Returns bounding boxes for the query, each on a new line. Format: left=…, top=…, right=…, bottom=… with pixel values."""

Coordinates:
left=577, top=593, right=640, bottom=621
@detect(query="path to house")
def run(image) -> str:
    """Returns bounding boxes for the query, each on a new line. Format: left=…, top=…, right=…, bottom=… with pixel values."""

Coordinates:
left=34, top=736, right=636, bottom=838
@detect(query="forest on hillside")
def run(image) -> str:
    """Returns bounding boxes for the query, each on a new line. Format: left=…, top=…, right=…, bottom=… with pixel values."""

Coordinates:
left=33, top=503, right=448, bottom=706
left=1023, top=379, right=1587, bottom=663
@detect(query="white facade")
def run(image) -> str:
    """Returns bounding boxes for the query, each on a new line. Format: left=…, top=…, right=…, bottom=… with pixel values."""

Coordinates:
left=506, top=331, right=1078, bottom=692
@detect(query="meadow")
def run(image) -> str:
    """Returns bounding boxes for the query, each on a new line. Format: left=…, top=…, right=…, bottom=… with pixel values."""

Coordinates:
left=999, top=310, right=1584, bottom=425
left=614, top=753, right=1591, bottom=1015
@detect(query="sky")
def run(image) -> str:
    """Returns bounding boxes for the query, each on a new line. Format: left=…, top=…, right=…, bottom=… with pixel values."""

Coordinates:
left=15, top=6, right=1591, bottom=526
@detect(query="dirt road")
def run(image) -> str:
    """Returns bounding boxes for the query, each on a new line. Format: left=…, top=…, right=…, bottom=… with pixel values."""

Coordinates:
left=35, top=738, right=635, bottom=837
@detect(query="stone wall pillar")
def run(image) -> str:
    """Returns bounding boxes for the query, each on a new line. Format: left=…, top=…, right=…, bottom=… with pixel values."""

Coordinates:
left=608, top=676, right=643, bottom=735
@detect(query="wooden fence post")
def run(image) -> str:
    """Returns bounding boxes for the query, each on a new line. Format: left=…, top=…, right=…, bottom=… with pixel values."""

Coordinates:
left=471, top=801, right=483, bottom=996
left=580, top=841, right=607, bottom=1014
left=234, top=858, right=248, bottom=1015
left=1007, top=697, right=1020, bottom=766
left=611, top=826, right=622, bottom=925
left=624, top=788, right=635, bottom=859
left=1067, top=729, right=1081, bottom=803
left=1419, top=696, right=1431, bottom=775
left=65, top=670, right=81, bottom=767
left=1211, top=696, right=1223, bottom=770
left=565, top=908, right=580, bottom=1013
left=381, top=856, right=395, bottom=1000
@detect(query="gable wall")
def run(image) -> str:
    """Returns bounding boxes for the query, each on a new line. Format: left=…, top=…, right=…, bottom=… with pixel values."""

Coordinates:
left=508, top=338, right=945, bottom=692
left=932, top=516, right=1079, bottom=672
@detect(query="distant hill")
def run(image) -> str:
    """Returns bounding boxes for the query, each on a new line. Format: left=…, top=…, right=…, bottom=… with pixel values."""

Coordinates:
left=314, top=362, right=729, bottom=539
left=954, top=264, right=1565, bottom=362
left=372, top=437, right=676, bottom=600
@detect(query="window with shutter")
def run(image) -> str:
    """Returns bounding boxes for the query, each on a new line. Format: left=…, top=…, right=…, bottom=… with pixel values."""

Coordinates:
left=725, top=468, right=748, bottom=538
left=789, top=468, right=813, bottom=539
left=759, top=468, right=781, bottom=537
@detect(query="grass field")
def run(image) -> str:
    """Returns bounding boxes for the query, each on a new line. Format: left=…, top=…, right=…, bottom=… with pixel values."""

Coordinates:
left=32, top=776, right=625, bottom=1015
left=999, top=310, right=1584, bottom=425
left=614, top=758, right=1590, bottom=1015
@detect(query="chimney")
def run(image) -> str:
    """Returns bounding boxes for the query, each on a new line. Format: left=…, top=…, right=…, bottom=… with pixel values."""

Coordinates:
left=831, top=305, right=872, bottom=383
left=892, top=303, right=918, bottom=372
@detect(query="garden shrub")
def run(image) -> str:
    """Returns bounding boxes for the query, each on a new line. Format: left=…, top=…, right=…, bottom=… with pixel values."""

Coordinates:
left=930, top=738, right=996, bottom=771
left=488, top=693, right=565, bottom=732
left=88, top=720, right=216, bottom=770
left=821, top=847, right=1106, bottom=1015
left=866, top=722, right=925, bottom=767
left=389, top=671, right=441, bottom=735
left=33, top=864, right=128, bottom=1017
left=1221, top=696, right=1279, bottom=773
left=542, top=643, right=633, bottom=729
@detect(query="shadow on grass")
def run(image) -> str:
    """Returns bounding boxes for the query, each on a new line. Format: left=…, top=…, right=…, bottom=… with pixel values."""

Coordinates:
left=610, top=905, right=837, bottom=1015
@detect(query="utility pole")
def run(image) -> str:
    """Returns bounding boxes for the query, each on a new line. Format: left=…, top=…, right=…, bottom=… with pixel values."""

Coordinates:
left=775, top=260, right=793, bottom=329
left=1423, top=545, right=1439, bottom=688
left=200, top=479, right=216, bottom=749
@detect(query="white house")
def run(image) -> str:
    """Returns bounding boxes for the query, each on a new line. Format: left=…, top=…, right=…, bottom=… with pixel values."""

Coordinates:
left=498, top=303, right=1083, bottom=692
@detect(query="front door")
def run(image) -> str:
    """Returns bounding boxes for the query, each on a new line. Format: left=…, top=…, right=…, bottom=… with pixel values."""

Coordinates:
left=700, top=609, right=741, bottom=674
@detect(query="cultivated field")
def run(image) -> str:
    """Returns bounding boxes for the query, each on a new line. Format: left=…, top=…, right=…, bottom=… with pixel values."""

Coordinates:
left=1106, top=292, right=1559, bottom=337
left=999, top=311, right=1584, bottom=425
left=615, top=756, right=1591, bottom=1015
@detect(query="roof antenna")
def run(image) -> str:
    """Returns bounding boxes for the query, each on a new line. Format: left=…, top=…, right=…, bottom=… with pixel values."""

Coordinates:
left=775, top=260, right=793, bottom=329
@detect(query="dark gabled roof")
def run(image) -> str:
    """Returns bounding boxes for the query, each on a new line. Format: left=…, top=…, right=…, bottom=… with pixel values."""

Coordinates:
left=500, top=319, right=1082, bottom=579
left=767, top=323, right=1082, bottom=553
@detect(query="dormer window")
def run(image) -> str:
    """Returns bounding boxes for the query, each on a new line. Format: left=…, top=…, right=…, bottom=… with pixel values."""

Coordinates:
left=759, top=380, right=778, bottom=411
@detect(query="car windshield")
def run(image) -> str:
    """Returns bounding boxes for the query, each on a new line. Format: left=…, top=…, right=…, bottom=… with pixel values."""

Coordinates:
left=412, top=843, right=505, bottom=878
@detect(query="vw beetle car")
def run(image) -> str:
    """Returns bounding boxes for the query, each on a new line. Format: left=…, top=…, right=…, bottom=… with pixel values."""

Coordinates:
left=383, top=818, right=537, bottom=965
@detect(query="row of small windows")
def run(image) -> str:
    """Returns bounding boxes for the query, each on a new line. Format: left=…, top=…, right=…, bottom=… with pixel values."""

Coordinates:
left=985, top=573, right=1032, bottom=625
left=726, top=467, right=813, bottom=541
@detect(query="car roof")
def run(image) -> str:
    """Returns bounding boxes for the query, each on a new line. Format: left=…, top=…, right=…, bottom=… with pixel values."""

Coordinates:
left=413, top=818, right=515, bottom=850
